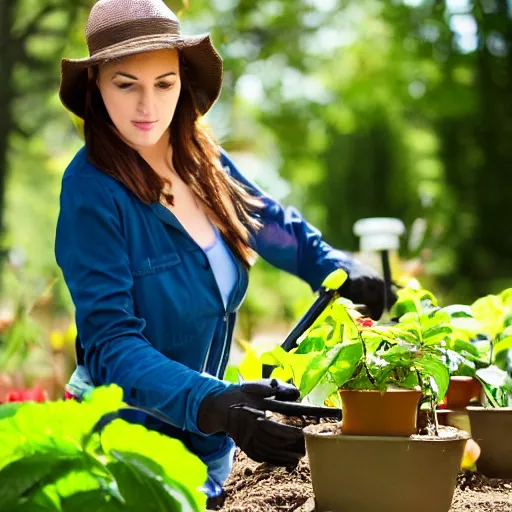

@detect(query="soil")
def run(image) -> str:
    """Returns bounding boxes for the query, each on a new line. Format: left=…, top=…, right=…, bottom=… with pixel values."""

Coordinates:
left=216, top=451, right=512, bottom=512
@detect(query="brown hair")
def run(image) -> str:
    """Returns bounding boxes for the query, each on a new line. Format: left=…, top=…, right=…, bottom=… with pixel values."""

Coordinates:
left=83, top=55, right=263, bottom=268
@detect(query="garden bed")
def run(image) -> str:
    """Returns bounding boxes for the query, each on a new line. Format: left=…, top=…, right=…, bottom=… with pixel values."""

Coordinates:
left=218, top=451, right=512, bottom=512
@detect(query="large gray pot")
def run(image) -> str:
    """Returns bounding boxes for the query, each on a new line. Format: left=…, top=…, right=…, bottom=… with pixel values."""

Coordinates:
left=467, top=406, right=512, bottom=479
left=304, top=423, right=469, bottom=512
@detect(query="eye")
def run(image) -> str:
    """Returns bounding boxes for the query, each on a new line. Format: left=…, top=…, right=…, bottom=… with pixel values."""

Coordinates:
left=116, top=83, right=133, bottom=90
left=156, top=81, right=173, bottom=90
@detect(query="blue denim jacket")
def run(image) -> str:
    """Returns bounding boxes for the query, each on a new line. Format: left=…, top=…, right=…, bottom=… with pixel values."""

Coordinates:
left=55, top=146, right=352, bottom=463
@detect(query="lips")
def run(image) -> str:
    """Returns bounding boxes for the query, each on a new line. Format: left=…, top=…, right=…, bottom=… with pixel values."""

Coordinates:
left=132, top=121, right=156, bottom=132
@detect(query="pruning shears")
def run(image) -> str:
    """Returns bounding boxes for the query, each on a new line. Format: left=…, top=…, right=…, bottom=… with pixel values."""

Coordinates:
left=280, top=269, right=401, bottom=354
left=260, top=396, right=342, bottom=420
left=261, top=270, right=366, bottom=380
left=235, top=373, right=342, bottom=420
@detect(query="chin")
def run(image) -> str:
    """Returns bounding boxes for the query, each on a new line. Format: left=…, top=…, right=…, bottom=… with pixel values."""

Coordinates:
left=125, top=130, right=165, bottom=149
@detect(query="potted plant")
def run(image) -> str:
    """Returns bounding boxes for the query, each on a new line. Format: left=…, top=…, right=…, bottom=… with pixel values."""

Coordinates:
left=436, top=305, right=483, bottom=409
left=0, top=385, right=208, bottom=511
left=466, top=289, right=512, bottom=478
left=391, top=287, right=484, bottom=411
left=295, top=299, right=455, bottom=436
left=260, top=275, right=469, bottom=512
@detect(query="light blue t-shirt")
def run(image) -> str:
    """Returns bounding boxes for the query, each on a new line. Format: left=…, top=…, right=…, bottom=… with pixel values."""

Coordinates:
left=201, top=226, right=238, bottom=309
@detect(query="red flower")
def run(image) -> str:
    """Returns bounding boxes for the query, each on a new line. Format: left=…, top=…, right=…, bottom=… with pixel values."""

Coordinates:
left=5, top=390, right=23, bottom=402
left=5, top=387, right=47, bottom=403
left=356, top=317, right=375, bottom=328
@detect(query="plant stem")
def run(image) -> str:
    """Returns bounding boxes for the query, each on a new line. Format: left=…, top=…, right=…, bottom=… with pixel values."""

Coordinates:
left=416, top=367, right=438, bottom=435
left=361, top=335, right=376, bottom=386
left=430, top=394, right=439, bottom=436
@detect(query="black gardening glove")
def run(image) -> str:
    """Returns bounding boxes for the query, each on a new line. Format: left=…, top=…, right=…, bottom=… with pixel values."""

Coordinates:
left=197, top=378, right=305, bottom=466
left=339, top=259, right=397, bottom=320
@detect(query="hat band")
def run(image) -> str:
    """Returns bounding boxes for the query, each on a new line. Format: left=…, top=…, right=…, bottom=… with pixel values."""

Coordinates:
left=87, top=18, right=181, bottom=56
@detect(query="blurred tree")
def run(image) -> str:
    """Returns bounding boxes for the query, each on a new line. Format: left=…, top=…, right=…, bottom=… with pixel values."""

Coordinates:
left=391, top=0, right=512, bottom=300
left=0, top=0, right=89, bottom=243
left=0, top=0, right=510, bottom=332
left=185, top=0, right=512, bottom=305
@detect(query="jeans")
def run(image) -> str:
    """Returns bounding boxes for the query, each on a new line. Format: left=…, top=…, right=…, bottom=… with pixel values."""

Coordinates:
left=201, top=438, right=236, bottom=498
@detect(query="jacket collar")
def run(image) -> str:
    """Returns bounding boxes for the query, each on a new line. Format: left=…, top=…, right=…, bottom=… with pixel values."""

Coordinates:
left=150, top=202, right=249, bottom=312
left=149, top=203, right=188, bottom=235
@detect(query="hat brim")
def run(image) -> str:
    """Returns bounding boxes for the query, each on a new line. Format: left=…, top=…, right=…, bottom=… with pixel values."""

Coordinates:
left=59, top=34, right=223, bottom=119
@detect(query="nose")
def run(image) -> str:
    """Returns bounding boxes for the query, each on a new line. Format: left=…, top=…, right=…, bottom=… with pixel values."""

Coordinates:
left=136, top=87, right=154, bottom=118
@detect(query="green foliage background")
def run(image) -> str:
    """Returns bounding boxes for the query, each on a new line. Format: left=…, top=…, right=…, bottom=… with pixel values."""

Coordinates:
left=1, top=0, right=511, bottom=338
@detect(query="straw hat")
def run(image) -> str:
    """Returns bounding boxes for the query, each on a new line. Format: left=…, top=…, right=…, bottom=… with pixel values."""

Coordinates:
left=59, top=0, right=223, bottom=118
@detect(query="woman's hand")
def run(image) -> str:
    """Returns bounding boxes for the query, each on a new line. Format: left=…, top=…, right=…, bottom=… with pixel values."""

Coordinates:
left=197, top=378, right=305, bottom=466
left=339, top=259, right=397, bottom=320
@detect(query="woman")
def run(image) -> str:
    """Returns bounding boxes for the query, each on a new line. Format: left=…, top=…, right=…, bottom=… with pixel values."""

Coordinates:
left=56, top=0, right=387, bottom=505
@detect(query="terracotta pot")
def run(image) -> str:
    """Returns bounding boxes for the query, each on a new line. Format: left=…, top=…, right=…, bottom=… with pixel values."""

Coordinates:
left=467, top=406, right=512, bottom=478
left=445, top=377, right=481, bottom=409
left=339, top=388, right=422, bottom=436
left=304, top=423, right=469, bottom=512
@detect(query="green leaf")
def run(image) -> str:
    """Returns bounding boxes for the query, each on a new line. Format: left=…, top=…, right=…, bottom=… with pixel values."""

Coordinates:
left=343, top=367, right=378, bottom=390
left=261, top=346, right=315, bottom=387
left=295, top=335, right=326, bottom=354
left=0, top=455, right=79, bottom=509
left=0, top=386, right=205, bottom=511
left=60, top=489, right=125, bottom=512
left=329, top=342, right=364, bottom=389
left=52, top=458, right=116, bottom=499
left=391, top=288, right=437, bottom=318
left=417, top=290, right=438, bottom=308
left=302, top=376, right=338, bottom=407
left=222, top=365, right=240, bottom=384
left=100, top=420, right=206, bottom=511
left=414, top=354, right=450, bottom=400
left=21, top=467, right=121, bottom=512
left=299, top=344, right=343, bottom=397
left=446, top=336, right=480, bottom=357
left=295, top=324, right=330, bottom=354
left=422, top=325, right=453, bottom=346
left=329, top=299, right=360, bottom=341
left=397, top=314, right=422, bottom=341
left=443, top=349, right=476, bottom=376
left=449, top=317, right=483, bottom=337
left=381, top=343, right=417, bottom=366
left=419, top=309, right=451, bottom=332
left=499, top=288, right=512, bottom=306
left=392, top=298, right=420, bottom=317
left=400, top=370, right=420, bottom=389
left=0, top=403, right=23, bottom=421
left=300, top=341, right=362, bottom=397
left=106, top=450, right=190, bottom=512
left=16, top=485, right=61, bottom=512
left=362, top=325, right=409, bottom=348
left=494, top=335, right=512, bottom=357
left=0, top=386, right=125, bottom=472
left=471, top=294, right=507, bottom=339
left=237, top=342, right=263, bottom=381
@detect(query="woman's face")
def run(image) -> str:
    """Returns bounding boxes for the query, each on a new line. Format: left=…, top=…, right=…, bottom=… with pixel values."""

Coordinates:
left=97, top=49, right=181, bottom=150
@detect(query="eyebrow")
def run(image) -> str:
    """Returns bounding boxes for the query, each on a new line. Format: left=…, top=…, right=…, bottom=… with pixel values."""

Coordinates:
left=112, top=71, right=177, bottom=80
